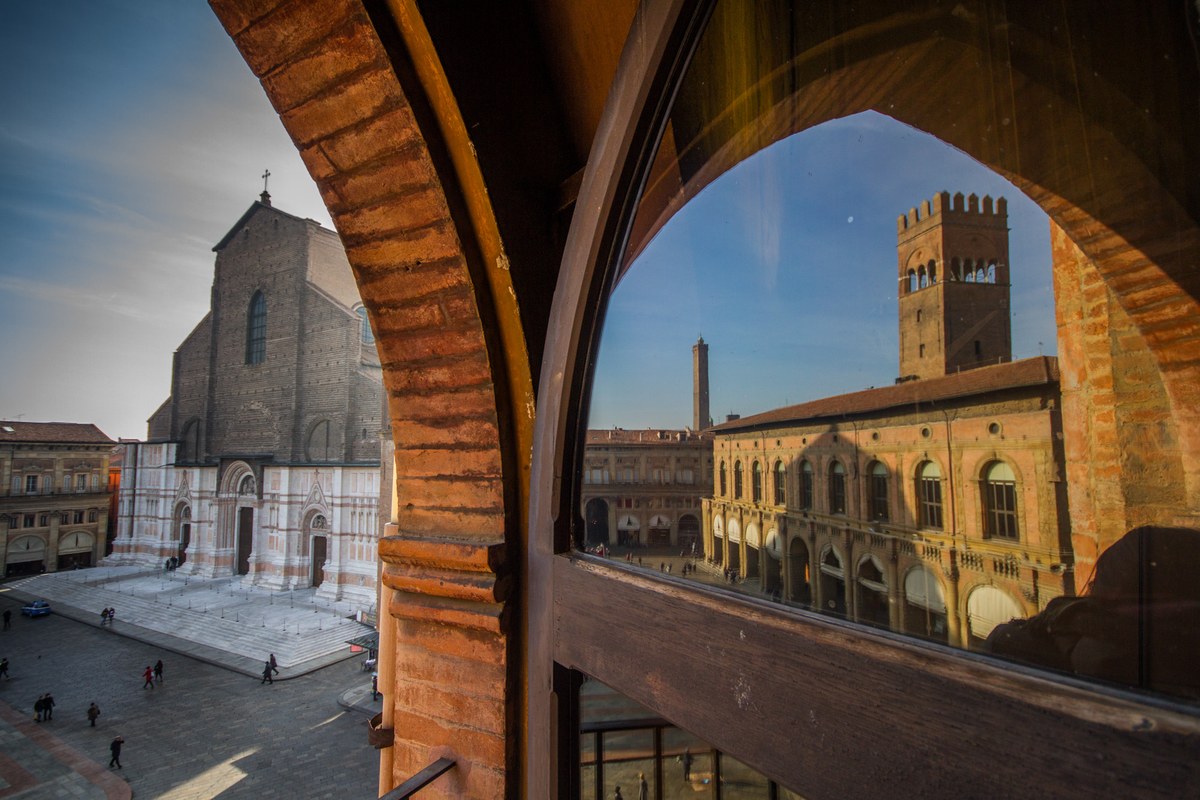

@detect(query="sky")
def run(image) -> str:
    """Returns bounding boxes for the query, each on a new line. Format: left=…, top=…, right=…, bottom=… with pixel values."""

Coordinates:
left=588, top=111, right=1057, bottom=430
left=0, top=2, right=333, bottom=440
left=0, top=5, right=1056, bottom=442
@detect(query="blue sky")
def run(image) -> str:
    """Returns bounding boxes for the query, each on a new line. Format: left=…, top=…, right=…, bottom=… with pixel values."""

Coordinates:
left=588, top=111, right=1056, bottom=430
left=0, top=2, right=332, bottom=440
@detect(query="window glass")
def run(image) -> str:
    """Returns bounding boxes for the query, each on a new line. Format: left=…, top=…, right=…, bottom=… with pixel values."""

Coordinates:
left=575, top=0, right=1200, bottom=731
left=246, top=290, right=266, bottom=365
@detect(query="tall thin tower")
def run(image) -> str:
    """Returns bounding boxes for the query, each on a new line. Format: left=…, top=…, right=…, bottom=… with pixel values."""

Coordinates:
left=693, top=337, right=710, bottom=430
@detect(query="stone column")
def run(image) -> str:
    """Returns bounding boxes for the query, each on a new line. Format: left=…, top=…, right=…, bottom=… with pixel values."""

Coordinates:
left=46, top=513, right=61, bottom=573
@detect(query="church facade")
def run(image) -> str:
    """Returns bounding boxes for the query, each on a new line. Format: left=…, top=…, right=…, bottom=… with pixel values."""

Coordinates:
left=107, top=195, right=384, bottom=611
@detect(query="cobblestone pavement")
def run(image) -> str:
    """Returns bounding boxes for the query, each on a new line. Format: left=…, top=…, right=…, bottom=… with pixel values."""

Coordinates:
left=0, top=593, right=378, bottom=799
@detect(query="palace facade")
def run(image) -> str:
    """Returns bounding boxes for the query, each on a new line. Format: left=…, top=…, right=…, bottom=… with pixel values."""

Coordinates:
left=0, top=422, right=116, bottom=577
left=704, top=193, right=1072, bottom=647
left=107, top=194, right=384, bottom=611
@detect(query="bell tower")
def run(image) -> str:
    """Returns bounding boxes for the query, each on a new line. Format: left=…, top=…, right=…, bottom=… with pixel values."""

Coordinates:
left=896, top=191, right=1012, bottom=381
left=693, top=336, right=710, bottom=430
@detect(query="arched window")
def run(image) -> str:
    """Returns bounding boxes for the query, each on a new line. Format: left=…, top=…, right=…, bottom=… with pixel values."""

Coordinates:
left=306, top=419, right=334, bottom=461
left=986, top=261, right=997, bottom=283
left=829, top=461, right=846, bottom=514
left=751, top=461, right=762, bottom=503
left=951, top=256, right=961, bottom=280
left=246, top=290, right=266, bottom=365
left=356, top=305, right=375, bottom=344
left=869, top=461, right=888, bottom=521
left=983, top=461, right=1018, bottom=539
left=718, top=461, right=727, bottom=497
left=773, top=460, right=786, bottom=505
left=964, top=260, right=975, bottom=282
left=180, top=418, right=201, bottom=462
left=918, top=461, right=943, bottom=530
left=800, top=460, right=813, bottom=510
left=733, top=461, right=743, bottom=499
left=928, top=260, right=937, bottom=283
left=907, top=269, right=917, bottom=293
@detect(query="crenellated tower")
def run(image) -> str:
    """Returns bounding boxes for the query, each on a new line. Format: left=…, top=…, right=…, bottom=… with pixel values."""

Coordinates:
left=896, top=191, right=1012, bottom=381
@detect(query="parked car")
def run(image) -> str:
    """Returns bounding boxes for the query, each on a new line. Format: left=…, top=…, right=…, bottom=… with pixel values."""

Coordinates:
left=21, top=600, right=52, bottom=617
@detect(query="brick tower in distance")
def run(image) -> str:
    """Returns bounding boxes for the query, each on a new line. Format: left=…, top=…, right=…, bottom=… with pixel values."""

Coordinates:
left=693, top=336, right=710, bottom=430
left=896, top=191, right=1013, bottom=381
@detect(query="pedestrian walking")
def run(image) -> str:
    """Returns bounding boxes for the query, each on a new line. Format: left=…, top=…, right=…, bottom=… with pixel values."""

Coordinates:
left=100, top=608, right=109, bottom=626
left=269, top=653, right=279, bottom=675
left=638, top=772, right=648, bottom=800
left=142, top=665, right=154, bottom=689
left=154, top=659, right=164, bottom=683
left=44, top=693, right=55, bottom=720
left=108, top=736, right=124, bottom=769
left=34, top=694, right=45, bottom=722
left=87, top=702, right=101, bottom=727
left=613, top=786, right=624, bottom=800
left=108, top=607, right=116, bottom=624
left=0, top=657, right=9, bottom=679
left=2, top=609, right=10, bottom=629
left=261, top=661, right=273, bottom=684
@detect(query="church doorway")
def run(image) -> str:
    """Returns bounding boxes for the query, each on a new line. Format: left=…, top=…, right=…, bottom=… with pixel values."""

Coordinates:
left=236, top=507, right=253, bottom=575
left=174, top=504, right=191, bottom=566
left=311, top=535, right=327, bottom=587
left=678, top=514, right=700, bottom=554
left=179, top=522, right=191, bottom=566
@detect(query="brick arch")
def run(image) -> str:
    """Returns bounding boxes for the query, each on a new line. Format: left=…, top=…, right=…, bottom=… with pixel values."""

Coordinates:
left=211, top=1, right=526, bottom=794
left=629, top=10, right=1200, bottom=534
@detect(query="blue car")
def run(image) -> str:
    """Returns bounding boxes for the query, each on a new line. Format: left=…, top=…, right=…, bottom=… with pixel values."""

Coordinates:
left=21, top=600, right=52, bottom=617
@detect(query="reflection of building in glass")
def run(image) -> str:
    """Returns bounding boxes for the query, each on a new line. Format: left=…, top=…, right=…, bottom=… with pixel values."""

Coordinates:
left=0, top=422, right=116, bottom=576
left=703, top=194, right=1072, bottom=646
left=107, top=195, right=384, bottom=611
left=581, top=428, right=713, bottom=551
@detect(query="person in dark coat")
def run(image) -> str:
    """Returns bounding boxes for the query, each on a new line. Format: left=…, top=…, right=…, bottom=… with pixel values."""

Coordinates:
left=269, top=653, right=279, bottom=675
left=2, top=608, right=10, bottom=629
left=87, top=702, right=101, bottom=727
left=154, top=659, right=164, bottom=683
left=44, top=693, right=55, bottom=720
left=109, top=736, right=124, bottom=769
left=142, top=665, right=154, bottom=689
left=261, top=661, right=273, bottom=684
left=0, top=657, right=9, bottom=679
left=34, top=694, right=45, bottom=722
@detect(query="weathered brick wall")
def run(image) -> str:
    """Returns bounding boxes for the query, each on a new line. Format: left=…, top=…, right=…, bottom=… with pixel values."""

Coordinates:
left=169, top=316, right=214, bottom=442
left=208, top=207, right=309, bottom=459
left=209, top=0, right=515, bottom=794
left=1051, top=222, right=1187, bottom=587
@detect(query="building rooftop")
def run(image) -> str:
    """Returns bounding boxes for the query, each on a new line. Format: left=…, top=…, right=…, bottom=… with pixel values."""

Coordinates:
left=585, top=428, right=714, bottom=445
left=712, top=356, right=1060, bottom=433
left=0, top=421, right=115, bottom=445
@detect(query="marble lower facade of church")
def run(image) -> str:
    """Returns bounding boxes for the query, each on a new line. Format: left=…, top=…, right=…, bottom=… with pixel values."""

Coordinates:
left=105, top=441, right=380, bottom=613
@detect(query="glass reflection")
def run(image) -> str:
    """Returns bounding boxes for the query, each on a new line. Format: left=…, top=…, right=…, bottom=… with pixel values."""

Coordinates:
left=578, top=0, right=1200, bottom=706
left=580, top=679, right=799, bottom=799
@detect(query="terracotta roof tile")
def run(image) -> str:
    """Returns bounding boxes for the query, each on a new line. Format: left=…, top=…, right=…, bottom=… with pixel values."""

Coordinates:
left=0, top=421, right=115, bottom=444
left=713, top=357, right=1059, bottom=433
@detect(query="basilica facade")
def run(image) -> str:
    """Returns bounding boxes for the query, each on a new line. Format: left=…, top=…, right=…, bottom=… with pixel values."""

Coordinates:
left=107, top=194, right=384, bottom=611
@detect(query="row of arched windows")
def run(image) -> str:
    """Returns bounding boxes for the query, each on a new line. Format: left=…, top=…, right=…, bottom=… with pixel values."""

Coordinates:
left=718, top=457, right=1019, bottom=539
left=904, top=258, right=1001, bottom=294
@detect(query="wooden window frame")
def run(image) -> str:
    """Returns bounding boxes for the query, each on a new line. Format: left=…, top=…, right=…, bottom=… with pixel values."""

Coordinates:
left=526, top=0, right=1200, bottom=797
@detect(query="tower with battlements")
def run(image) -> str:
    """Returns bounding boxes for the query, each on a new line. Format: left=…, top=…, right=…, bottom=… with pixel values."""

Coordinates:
left=896, top=191, right=1012, bottom=381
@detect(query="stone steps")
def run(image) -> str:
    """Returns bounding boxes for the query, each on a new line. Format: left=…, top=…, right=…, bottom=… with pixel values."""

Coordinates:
left=12, top=570, right=371, bottom=668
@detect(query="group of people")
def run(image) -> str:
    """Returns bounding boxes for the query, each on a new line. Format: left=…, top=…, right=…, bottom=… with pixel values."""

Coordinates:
left=261, top=653, right=280, bottom=684
left=162, top=556, right=180, bottom=572
left=99, top=607, right=116, bottom=625
left=33, top=692, right=55, bottom=721
left=142, top=659, right=164, bottom=688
